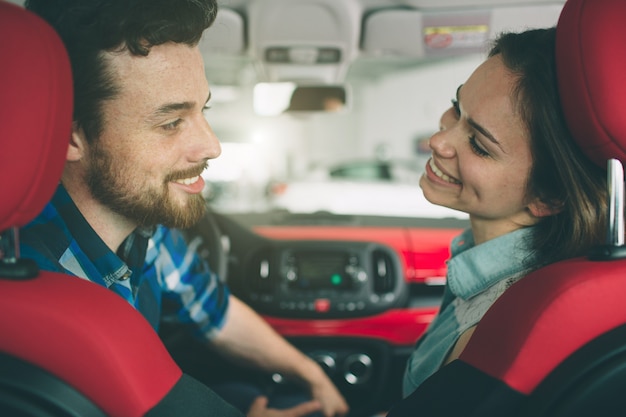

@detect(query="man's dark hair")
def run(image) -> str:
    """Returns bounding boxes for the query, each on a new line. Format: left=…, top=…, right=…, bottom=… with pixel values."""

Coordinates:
left=25, top=0, right=218, bottom=142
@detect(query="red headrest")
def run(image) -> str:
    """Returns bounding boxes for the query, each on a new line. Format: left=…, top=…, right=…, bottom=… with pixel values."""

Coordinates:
left=0, top=2, right=73, bottom=231
left=556, top=0, right=626, bottom=168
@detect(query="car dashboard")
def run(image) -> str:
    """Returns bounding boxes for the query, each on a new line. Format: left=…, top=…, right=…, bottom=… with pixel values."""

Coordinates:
left=212, top=211, right=467, bottom=415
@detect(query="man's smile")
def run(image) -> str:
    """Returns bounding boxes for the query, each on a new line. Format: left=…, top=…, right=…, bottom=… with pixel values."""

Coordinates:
left=174, top=175, right=201, bottom=185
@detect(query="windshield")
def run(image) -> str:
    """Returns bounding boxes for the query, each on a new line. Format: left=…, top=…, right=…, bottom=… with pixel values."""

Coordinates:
left=201, top=55, right=487, bottom=227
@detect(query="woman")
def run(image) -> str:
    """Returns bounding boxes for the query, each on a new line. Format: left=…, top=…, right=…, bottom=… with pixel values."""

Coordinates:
left=402, top=27, right=608, bottom=396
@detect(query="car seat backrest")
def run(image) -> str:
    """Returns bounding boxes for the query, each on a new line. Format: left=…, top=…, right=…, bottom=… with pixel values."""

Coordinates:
left=0, top=3, right=242, bottom=416
left=386, top=0, right=626, bottom=416
left=458, top=1, right=626, bottom=412
left=0, top=3, right=181, bottom=415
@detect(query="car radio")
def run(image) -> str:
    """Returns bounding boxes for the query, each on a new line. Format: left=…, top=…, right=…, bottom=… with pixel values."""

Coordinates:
left=242, top=240, right=408, bottom=318
left=284, top=249, right=362, bottom=291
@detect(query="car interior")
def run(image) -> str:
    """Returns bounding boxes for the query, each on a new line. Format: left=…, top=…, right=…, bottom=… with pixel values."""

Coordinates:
left=2, top=0, right=626, bottom=416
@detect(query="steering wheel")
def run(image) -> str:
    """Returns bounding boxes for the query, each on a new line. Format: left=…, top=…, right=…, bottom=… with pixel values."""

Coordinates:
left=193, top=205, right=230, bottom=282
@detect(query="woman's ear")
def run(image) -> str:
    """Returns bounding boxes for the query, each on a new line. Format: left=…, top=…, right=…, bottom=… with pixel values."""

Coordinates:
left=528, top=198, right=563, bottom=218
left=67, top=122, right=87, bottom=162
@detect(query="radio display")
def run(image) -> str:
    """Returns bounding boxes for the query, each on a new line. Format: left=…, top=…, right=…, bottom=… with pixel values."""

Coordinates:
left=293, top=251, right=352, bottom=290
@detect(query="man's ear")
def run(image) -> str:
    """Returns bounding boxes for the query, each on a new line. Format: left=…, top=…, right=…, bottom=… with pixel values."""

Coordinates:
left=67, top=122, right=87, bottom=162
left=528, top=198, right=563, bottom=218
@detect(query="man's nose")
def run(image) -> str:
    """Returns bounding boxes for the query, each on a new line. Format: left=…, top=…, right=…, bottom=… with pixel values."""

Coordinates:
left=193, top=117, right=221, bottom=162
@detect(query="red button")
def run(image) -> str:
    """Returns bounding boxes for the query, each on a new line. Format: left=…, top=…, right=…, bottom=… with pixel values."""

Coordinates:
left=314, top=298, right=331, bottom=313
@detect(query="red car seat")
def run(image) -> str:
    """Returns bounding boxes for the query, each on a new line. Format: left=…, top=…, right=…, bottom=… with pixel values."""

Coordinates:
left=387, top=0, right=626, bottom=416
left=0, top=2, right=241, bottom=416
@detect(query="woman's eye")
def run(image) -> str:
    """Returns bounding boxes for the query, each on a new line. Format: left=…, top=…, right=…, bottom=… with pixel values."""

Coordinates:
left=469, top=135, right=489, bottom=157
left=451, top=99, right=460, bottom=117
left=202, top=105, right=211, bottom=114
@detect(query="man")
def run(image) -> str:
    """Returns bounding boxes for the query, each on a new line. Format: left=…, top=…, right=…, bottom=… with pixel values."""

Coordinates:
left=19, top=1, right=348, bottom=416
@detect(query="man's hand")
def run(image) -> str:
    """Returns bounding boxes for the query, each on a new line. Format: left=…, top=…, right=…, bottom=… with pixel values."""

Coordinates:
left=247, top=396, right=322, bottom=417
left=213, top=297, right=350, bottom=417
left=309, top=373, right=349, bottom=417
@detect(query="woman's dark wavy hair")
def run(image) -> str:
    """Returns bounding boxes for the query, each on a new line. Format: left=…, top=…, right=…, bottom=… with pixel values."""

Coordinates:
left=489, top=28, right=608, bottom=266
left=25, top=0, right=218, bottom=142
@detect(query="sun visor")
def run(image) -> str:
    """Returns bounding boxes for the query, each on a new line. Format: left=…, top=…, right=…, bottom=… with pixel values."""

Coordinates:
left=247, top=0, right=361, bottom=84
left=361, top=3, right=563, bottom=59
left=404, top=0, right=564, bottom=7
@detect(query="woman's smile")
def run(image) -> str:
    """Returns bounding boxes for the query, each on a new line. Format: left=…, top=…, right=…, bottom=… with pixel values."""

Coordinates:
left=426, top=158, right=462, bottom=185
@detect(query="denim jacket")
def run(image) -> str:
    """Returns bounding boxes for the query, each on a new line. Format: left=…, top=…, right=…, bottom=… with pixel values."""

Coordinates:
left=402, top=226, right=537, bottom=396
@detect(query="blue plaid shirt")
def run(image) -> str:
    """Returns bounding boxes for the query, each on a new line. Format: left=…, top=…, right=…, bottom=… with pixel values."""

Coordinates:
left=19, top=185, right=229, bottom=339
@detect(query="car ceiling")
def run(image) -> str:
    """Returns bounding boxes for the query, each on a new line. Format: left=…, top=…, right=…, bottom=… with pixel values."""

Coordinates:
left=6, top=0, right=566, bottom=85
left=203, top=0, right=566, bottom=86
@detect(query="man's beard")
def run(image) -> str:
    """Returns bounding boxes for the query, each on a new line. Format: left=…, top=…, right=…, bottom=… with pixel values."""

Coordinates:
left=85, top=142, right=207, bottom=229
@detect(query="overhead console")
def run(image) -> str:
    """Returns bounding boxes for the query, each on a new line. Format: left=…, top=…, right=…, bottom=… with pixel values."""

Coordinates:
left=240, top=240, right=408, bottom=319
left=247, top=0, right=361, bottom=84
left=199, top=0, right=564, bottom=82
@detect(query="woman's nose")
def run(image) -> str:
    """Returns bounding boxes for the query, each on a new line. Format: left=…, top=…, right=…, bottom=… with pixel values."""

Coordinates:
left=429, top=107, right=458, bottom=158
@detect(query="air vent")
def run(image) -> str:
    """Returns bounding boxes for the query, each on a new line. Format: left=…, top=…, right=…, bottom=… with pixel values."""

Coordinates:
left=371, top=249, right=395, bottom=294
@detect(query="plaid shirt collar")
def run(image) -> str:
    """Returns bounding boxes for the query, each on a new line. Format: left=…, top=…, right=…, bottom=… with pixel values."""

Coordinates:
left=52, top=184, right=152, bottom=288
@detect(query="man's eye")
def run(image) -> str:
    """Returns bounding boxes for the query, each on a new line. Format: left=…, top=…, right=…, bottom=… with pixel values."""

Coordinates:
left=162, top=119, right=182, bottom=131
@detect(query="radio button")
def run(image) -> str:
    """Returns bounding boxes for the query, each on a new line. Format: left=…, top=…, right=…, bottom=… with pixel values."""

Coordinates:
left=286, top=268, right=297, bottom=281
left=314, top=298, right=331, bottom=313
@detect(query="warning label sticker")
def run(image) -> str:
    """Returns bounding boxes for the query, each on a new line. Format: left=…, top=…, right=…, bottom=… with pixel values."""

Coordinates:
left=424, top=25, right=489, bottom=50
